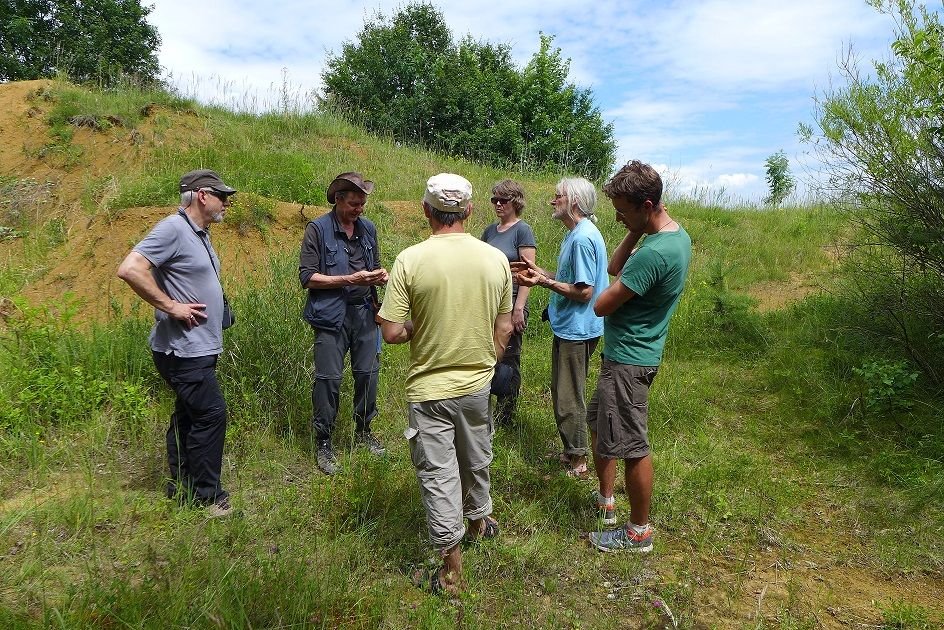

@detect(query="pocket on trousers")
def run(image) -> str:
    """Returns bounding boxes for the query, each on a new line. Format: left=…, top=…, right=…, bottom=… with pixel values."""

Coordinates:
left=406, top=427, right=433, bottom=474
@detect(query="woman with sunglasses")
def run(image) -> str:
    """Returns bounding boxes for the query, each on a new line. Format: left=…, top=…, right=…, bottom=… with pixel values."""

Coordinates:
left=481, top=179, right=537, bottom=426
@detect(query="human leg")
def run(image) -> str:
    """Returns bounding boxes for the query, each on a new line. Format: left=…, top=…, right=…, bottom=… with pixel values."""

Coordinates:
left=407, top=397, right=466, bottom=556
left=589, top=362, right=658, bottom=552
left=154, top=352, right=192, bottom=498
left=625, top=454, right=653, bottom=527
left=494, top=327, right=523, bottom=425
left=452, top=386, right=494, bottom=529
left=349, top=304, right=380, bottom=433
left=551, top=335, right=599, bottom=462
left=311, top=326, right=348, bottom=442
left=155, top=353, right=228, bottom=505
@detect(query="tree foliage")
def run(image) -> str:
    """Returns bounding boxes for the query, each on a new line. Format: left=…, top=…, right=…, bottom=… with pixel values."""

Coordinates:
left=321, top=2, right=616, bottom=179
left=802, top=0, right=944, bottom=379
left=763, top=150, right=795, bottom=206
left=0, top=0, right=161, bottom=85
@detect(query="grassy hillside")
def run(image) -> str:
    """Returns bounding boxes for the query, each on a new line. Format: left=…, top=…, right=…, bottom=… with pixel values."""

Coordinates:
left=0, top=80, right=942, bottom=628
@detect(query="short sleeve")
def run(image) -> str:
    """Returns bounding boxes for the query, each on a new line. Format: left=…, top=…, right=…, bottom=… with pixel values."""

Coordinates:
left=570, top=240, right=600, bottom=287
left=620, top=246, right=664, bottom=297
left=377, top=256, right=410, bottom=323
left=133, top=217, right=180, bottom=268
left=515, top=222, right=537, bottom=249
left=499, top=262, right=513, bottom=314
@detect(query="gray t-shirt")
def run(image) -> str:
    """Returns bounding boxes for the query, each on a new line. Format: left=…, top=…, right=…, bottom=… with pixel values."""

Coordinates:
left=133, top=211, right=224, bottom=357
left=481, top=220, right=537, bottom=302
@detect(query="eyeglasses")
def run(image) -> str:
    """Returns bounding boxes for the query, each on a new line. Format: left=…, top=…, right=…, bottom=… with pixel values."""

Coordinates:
left=491, top=197, right=511, bottom=205
left=203, top=189, right=230, bottom=202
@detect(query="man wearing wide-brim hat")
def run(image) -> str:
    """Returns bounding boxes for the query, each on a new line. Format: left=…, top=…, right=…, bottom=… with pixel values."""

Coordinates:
left=299, top=172, right=389, bottom=474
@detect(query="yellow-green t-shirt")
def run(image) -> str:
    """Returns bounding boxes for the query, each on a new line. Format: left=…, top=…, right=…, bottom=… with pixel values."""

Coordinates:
left=378, top=233, right=513, bottom=402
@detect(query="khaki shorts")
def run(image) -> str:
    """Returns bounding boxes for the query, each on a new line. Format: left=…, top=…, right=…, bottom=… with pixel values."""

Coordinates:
left=587, top=358, right=658, bottom=460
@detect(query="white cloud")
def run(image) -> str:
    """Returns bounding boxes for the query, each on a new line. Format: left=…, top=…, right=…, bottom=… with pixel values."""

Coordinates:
left=145, top=0, right=899, bottom=202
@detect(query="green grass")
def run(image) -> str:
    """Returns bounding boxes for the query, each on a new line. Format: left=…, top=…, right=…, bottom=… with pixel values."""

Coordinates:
left=0, top=81, right=942, bottom=627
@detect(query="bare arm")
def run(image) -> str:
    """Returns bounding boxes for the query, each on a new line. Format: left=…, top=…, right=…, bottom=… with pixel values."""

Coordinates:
left=380, top=318, right=413, bottom=344
left=493, top=312, right=514, bottom=362
left=608, top=231, right=645, bottom=276
left=117, top=251, right=206, bottom=327
left=512, top=246, right=536, bottom=332
left=304, top=268, right=389, bottom=289
left=512, top=260, right=593, bottom=303
left=594, top=279, right=636, bottom=317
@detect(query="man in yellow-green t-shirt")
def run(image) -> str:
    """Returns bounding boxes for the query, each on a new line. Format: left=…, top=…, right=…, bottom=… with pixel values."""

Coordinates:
left=378, top=173, right=513, bottom=595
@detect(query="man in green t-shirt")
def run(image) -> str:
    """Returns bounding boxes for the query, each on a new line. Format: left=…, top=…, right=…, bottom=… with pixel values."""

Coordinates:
left=586, top=161, right=692, bottom=553
left=378, top=173, right=513, bottom=593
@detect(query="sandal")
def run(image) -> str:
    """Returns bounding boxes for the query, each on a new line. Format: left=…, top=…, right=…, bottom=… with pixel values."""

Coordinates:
left=413, top=567, right=445, bottom=595
left=467, top=515, right=499, bottom=541
left=565, top=462, right=590, bottom=479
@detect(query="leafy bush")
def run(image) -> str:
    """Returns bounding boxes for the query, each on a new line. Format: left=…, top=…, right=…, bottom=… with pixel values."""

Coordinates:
left=853, top=359, right=919, bottom=413
left=763, top=150, right=795, bottom=206
left=802, top=0, right=944, bottom=380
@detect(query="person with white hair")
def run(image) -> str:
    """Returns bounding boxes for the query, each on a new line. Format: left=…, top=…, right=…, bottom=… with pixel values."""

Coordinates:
left=379, top=173, right=513, bottom=595
left=513, top=177, right=608, bottom=478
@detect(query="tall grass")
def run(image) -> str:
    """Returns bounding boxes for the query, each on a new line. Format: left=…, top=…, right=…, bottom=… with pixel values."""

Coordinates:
left=0, top=81, right=942, bottom=627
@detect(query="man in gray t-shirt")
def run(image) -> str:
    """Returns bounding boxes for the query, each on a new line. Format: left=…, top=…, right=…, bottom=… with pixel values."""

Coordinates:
left=117, top=169, right=237, bottom=518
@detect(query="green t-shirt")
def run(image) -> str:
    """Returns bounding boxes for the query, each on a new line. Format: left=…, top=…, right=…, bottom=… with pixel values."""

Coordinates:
left=378, top=233, right=513, bottom=402
left=603, top=226, right=692, bottom=366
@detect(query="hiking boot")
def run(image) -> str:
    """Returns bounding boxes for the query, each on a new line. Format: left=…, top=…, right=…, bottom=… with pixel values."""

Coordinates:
left=595, top=491, right=617, bottom=526
left=589, top=524, right=653, bottom=553
left=316, top=439, right=339, bottom=475
left=355, top=430, right=386, bottom=456
left=206, top=498, right=233, bottom=519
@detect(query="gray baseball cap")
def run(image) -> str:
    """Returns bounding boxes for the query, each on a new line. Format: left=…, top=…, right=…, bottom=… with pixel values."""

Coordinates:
left=179, top=169, right=237, bottom=194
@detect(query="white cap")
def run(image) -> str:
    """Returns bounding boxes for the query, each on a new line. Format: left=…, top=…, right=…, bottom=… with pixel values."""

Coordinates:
left=424, top=173, right=472, bottom=213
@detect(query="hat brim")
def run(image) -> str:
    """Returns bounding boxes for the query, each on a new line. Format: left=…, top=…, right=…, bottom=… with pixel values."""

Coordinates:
left=210, top=183, right=237, bottom=194
left=327, top=176, right=374, bottom=204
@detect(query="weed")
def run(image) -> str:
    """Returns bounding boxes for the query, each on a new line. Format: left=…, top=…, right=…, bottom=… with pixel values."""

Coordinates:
left=880, top=600, right=940, bottom=629
left=224, top=191, right=276, bottom=236
left=853, top=359, right=919, bottom=414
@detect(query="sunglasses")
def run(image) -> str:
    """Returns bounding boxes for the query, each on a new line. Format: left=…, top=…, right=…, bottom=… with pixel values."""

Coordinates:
left=204, top=189, right=230, bottom=202
left=491, top=197, right=511, bottom=205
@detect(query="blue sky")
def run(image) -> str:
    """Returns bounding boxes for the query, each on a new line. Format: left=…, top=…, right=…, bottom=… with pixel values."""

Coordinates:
left=147, top=0, right=898, bottom=201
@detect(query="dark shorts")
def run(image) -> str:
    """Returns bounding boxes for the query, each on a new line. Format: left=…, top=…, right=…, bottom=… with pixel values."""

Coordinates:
left=587, top=358, right=658, bottom=460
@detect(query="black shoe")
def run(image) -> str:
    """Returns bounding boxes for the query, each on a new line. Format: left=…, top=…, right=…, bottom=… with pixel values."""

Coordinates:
left=316, top=439, right=339, bottom=475
left=355, top=430, right=386, bottom=456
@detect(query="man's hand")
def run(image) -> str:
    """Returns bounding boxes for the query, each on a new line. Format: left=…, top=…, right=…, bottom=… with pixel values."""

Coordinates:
left=512, top=306, right=527, bottom=332
left=169, top=302, right=208, bottom=329
left=348, top=269, right=388, bottom=286
left=514, top=267, right=544, bottom=288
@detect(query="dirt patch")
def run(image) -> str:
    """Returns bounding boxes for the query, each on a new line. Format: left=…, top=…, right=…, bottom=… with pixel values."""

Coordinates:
left=23, top=200, right=328, bottom=322
left=747, top=271, right=820, bottom=313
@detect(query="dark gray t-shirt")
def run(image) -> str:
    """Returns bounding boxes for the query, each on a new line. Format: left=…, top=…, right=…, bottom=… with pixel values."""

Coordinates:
left=133, top=211, right=224, bottom=357
left=481, top=220, right=537, bottom=302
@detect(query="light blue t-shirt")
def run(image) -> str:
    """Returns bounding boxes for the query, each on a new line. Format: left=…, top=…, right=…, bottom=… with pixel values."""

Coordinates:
left=548, top=219, right=607, bottom=341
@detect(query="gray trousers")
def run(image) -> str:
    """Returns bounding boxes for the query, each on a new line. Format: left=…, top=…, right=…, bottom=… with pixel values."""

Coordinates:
left=407, top=385, right=493, bottom=552
left=312, top=302, right=380, bottom=441
left=551, top=335, right=600, bottom=456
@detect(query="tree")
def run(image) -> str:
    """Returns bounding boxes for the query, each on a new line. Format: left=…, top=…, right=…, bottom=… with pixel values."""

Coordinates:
left=763, top=150, right=795, bottom=206
left=801, top=0, right=944, bottom=379
left=0, top=0, right=161, bottom=85
left=321, top=2, right=616, bottom=179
